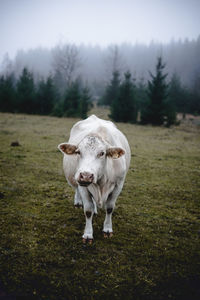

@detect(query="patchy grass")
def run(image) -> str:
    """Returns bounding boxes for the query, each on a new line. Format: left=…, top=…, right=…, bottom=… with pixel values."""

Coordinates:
left=0, top=112, right=200, bottom=300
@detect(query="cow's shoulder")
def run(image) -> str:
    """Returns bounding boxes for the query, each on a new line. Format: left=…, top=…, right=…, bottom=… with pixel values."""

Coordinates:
left=70, top=115, right=98, bottom=134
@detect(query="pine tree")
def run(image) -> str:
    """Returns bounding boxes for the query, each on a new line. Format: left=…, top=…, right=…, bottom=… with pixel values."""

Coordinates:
left=168, top=73, right=183, bottom=112
left=165, top=97, right=177, bottom=127
left=100, top=71, right=120, bottom=106
left=136, top=78, right=148, bottom=122
left=168, top=72, right=198, bottom=118
left=79, top=87, right=91, bottom=119
left=63, top=80, right=81, bottom=117
left=53, top=69, right=66, bottom=96
left=141, top=57, right=168, bottom=125
left=0, top=74, right=16, bottom=112
left=16, top=68, right=36, bottom=114
left=110, top=71, right=137, bottom=123
left=166, top=73, right=184, bottom=125
left=52, top=98, right=63, bottom=117
left=36, top=76, right=57, bottom=115
left=190, top=73, right=200, bottom=115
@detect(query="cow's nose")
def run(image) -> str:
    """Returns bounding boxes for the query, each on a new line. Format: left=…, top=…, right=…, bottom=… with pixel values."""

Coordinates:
left=78, top=172, right=94, bottom=186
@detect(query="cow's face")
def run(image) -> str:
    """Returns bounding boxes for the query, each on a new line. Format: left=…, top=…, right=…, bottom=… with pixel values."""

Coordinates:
left=58, top=135, right=125, bottom=186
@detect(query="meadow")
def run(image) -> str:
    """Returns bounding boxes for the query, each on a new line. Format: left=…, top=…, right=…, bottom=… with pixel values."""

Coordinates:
left=0, top=110, right=200, bottom=299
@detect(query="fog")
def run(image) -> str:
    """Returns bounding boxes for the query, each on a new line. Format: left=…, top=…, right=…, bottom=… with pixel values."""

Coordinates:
left=2, top=38, right=200, bottom=91
left=0, top=0, right=200, bottom=61
left=0, top=0, right=200, bottom=95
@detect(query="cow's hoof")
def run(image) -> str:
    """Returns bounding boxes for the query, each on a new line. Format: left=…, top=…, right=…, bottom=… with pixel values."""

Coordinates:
left=103, top=231, right=113, bottom=238
left=82, top=238, right=93, bottom=244
left=74, top=203, right=83, bottom=209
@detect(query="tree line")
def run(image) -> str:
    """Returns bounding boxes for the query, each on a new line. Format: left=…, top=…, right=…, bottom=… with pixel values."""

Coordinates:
left=1, top=39, right=200, bottom=125
left=0, top=56, right=200, bottom=126
left=0, top=68, right=92, bottom=119
left=2, top=37, right=200, bottom=93
left=99, top=56, right=200, bottom=126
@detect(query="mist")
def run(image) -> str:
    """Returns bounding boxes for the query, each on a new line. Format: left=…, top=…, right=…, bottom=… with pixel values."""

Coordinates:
left=1, top=37, right=200, bottom=95
left=1, top=0, right=200, bottom=60
left=0, top=0, right=200, bottom=96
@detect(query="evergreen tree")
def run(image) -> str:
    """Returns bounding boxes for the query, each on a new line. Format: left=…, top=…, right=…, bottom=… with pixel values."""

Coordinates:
left=36, top=76, right=57, bottom=115
left=53, top=69, right=66, bottom=96
left=100, top=71, right=120, bottom=106
left=110, top=71, right=137, bottom=123
left=141, top=57, right=168, bottom=125
left=167, top=72, right=198, bottom=120
left=136, top=78, right=148, bottom=122
left=16, top=68, right=36, bottom=114
left=165, top=97, right=177, bottom=127
left=166, top=73, right=185, bottom=125
left=190, top=73, right=200, bottom=115
left=168, top=73, right=184, bottom=113
left=0, top=74, right=16, bottom=112
left=63, top=80, right=82, bottom=117
left=52, top=98, right=64, bottom=117
left=79, top=87, right=91, bottom=119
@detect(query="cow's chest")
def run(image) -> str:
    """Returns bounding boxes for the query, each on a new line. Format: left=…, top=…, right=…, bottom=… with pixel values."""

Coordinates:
left=88, top=181, right=115, bottom=207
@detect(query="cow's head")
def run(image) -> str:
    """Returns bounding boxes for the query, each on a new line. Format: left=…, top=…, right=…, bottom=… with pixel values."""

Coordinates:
left=58, top=135, right=125, bottom=186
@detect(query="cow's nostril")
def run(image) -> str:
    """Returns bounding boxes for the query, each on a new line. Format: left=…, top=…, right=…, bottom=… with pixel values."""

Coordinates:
left=79, top=172, right=94, bottom=185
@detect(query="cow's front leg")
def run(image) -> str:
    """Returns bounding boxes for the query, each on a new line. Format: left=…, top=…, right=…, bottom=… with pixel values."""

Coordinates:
left=103, top=180, right=124, bottom=238
left=74, top=188, right=83, bottom=208
left=103, top=204, right=114, bottom=238
left=78, top=186, right=94, bottom=243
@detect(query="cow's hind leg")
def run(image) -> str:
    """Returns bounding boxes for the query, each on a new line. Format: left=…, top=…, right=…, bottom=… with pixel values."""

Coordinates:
left=78, top=186, right=95, bottom=243
left=74, top=188, right=83, bottom=208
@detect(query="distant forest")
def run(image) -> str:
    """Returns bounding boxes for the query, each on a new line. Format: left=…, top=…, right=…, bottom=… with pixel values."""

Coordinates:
left=1, top=37, right=200, bottom=91
left=0, top=38, right=200, bottom=125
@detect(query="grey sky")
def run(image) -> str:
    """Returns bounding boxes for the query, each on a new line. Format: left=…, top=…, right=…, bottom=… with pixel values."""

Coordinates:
left=0, top=0, right=200, bottom=62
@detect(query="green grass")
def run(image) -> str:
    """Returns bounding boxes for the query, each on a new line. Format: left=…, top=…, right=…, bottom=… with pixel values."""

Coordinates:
left=0, top=111, right=200, bottom=300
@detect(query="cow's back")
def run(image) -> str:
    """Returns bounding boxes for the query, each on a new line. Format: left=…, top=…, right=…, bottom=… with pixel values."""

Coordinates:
left=69, top=115, right=116, bottom=143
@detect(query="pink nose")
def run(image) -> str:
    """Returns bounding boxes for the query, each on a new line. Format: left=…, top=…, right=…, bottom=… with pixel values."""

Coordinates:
left=78, top=172, right=94, bottom=186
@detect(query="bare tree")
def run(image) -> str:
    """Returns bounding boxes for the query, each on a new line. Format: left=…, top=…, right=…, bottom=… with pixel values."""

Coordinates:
left=104, top=45, right=126, bottom=80
left=52, top=43, right=81, bottom=88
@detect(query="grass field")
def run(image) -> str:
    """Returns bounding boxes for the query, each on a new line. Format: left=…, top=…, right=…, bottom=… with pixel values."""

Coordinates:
left=0, top=110, right=200, bottom=300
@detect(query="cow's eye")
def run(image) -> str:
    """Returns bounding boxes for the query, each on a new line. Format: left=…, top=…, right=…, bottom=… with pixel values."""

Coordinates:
left=75, top=150, right=80, bottom=155
left=98, top=151, right=105, bottom=157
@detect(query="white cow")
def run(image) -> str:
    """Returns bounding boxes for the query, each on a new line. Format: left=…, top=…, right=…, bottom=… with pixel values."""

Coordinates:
left=58, top=115, right=131, bottom=243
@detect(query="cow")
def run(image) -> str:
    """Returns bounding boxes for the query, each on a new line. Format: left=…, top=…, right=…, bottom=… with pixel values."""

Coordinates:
left=58, top=115, right=131, bottom=243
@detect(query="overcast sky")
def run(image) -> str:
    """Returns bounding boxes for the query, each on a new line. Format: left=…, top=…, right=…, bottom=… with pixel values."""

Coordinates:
left=0, top=0, right=200, bottom=63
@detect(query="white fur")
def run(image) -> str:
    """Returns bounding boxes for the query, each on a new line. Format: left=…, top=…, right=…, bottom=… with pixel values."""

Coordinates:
left=58, top=115, right=131, bottom=240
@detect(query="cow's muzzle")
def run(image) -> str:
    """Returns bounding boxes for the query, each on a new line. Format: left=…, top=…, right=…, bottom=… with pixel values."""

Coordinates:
left=78, top=172, right=94, bottom=186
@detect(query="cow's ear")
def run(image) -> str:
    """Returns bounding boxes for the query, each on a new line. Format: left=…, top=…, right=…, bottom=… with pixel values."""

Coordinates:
left=58, top=143, right=78, bottom=155
left=106, top=147, right=125, bottom=159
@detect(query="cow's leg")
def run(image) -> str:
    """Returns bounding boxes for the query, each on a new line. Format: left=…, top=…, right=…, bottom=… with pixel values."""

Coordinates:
left=103, top=206, right=114, bottom=238
left=78, top=186, right=95, bottom=243
left=103, top=180, right=124, bottom=238
left=74, top=188, right=83, bottom=208
left=103, top=198, right=115, bottom=237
